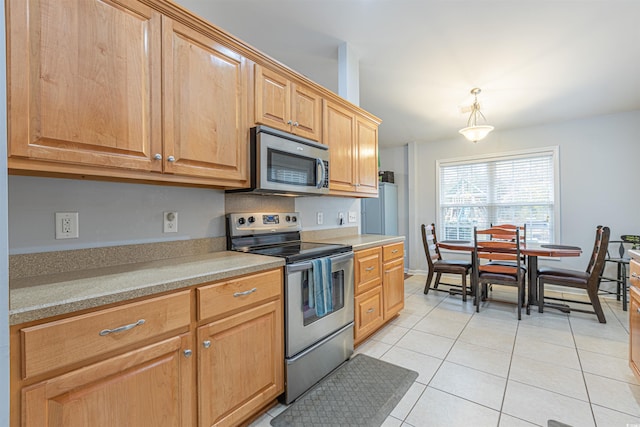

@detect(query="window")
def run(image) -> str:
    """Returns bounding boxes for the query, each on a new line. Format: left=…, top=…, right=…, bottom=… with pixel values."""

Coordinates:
left=437, top=147, right=558, bottom=243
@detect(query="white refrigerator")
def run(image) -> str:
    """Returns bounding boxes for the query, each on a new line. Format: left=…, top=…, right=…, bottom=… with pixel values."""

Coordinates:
left=362, top=182, right=398, bottom=235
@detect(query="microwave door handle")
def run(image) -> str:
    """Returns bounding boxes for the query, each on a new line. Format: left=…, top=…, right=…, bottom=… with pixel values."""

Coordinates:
left=316, top=158, right=325, bottom=189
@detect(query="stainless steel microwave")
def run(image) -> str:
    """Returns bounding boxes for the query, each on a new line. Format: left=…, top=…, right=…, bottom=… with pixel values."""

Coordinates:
left=230, top=126, right=329, bottom=196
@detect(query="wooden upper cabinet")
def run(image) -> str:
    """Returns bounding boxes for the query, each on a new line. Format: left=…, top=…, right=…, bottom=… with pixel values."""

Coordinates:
left=255, top=65, right=322, bottom=141
left=324, top=101, right=356, bottom=193
left=162, top=18, right=248, bottom=185
left=8, top=0, right=163, bottom=171
left=324, top=100, right=379, bottom=196
left=355, top=116, right=379, bottom=195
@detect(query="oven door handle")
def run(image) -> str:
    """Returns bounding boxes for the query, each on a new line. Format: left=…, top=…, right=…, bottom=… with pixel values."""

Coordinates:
left=285, top=252, right=354, bottom=273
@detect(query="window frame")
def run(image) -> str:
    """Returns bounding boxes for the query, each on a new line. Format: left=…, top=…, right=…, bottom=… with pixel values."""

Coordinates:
left=435, top=146, right=560, bottom=243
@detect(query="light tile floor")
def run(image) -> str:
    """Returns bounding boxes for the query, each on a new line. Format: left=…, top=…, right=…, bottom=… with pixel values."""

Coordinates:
left=250, top=274, right=640, bottom=427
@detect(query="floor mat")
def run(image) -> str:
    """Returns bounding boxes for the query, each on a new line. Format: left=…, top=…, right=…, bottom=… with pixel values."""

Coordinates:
left=271, top=354, right=418, bottom=427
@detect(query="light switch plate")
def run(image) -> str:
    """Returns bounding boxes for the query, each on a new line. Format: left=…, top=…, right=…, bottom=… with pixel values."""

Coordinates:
left=348, top=211, right=357, bottom=223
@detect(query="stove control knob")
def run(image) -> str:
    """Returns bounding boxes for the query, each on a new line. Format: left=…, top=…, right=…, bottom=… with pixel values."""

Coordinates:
left=291, top=216, right=297, bottom=222
left=248, top=216, right=255, bottom=224
left=238, top=217, right=245, bottom=225
left=285, top=215, right=291, bottom=222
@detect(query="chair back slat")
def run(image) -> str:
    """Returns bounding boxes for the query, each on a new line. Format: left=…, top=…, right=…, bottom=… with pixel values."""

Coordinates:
left=421, top=223, right=443, bottom=269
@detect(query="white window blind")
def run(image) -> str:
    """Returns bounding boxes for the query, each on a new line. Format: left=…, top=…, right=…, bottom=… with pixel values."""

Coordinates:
left=438, top=149, right=557, bottom=243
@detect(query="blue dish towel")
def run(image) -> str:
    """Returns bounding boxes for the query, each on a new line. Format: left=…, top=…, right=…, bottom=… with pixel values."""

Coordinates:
left=311, top=257, right=333, bottom=317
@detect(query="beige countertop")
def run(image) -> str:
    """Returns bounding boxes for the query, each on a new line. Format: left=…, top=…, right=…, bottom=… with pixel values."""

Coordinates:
left=10, top=251, right=284, bottom=325
left=313, top=234, right=405, bottom=251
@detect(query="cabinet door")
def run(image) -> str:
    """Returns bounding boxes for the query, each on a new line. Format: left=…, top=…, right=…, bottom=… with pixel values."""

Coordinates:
left=355, top=116, right=379, bottom=195
left=383, top=258, right=405, bottom=320
left=8, top=0, right=163, bottom=171
left=198, top=299, right=283, bottom=427
left=255, top=65, right=291, bottom=132
left=324, top=101, right=357, bottom=192
left=22, top=334, right=193, bottom=427
left=291, top=83, right=322, bottom=141
left=163, top=18, right=249, bottom=185
left=354, top=286, right=385, bottom=345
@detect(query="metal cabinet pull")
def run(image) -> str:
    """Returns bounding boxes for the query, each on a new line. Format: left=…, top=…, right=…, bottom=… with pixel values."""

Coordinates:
left=203, top=340, right=211, bottom=349
left=633, top=272, right=638, bottom=278
left=183, top=349, right=192, bottom=358
left=366, top=308, right=375, bottom=313
left=153, top=153, right=162, bottom=160
left=233, top=287, right=257, bottom=297
left=293, top=121, right=299, bottom=127
left=365, top=267, right=375, bottom=272
left=99, top=319, right=145, bottom=336
left=287, top=120, right=293, bottom=125
left=392, top=249, right=399, bottom=254
left=637, top=308, right=640, bottom=314
left=167, top=156, right=176, bottom=162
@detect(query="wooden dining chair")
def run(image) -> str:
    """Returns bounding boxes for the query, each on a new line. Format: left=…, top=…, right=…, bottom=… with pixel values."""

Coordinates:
left=600, top=234, right=640, bottom=311
left=421, top=223, right=472, bottom=301
left=537, top=225, right=610, bottom=323
left=473, top=226, right=528, bottom=319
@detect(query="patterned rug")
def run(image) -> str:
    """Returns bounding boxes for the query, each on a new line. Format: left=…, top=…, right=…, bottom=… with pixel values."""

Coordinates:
left=271, top=354, right=418, bottom=427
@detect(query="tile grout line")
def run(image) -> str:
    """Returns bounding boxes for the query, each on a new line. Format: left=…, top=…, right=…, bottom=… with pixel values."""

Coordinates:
left=568, top=315, right=599, bottom=427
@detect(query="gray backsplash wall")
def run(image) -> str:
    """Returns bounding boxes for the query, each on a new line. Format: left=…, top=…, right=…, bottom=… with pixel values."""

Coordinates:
left=9, top=176, right=362, bottom=254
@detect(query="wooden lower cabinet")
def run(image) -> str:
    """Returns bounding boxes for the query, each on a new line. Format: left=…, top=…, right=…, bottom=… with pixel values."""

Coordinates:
left=630, top=256, right=640, bottom=380
left=354, top=242, right=405, bottom=346
left=12, top=268, right=285, bottom=427
left=197, top=299, right=283, bottom=427
left=354, top=286, right=385, bottom=343
left=22, top=334, right=193, bottom=427
left=383, top=257, right=405, bottom=320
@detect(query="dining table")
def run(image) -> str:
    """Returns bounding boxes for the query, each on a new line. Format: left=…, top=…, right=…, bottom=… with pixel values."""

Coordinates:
left=437, top=240, right=582, bottom=307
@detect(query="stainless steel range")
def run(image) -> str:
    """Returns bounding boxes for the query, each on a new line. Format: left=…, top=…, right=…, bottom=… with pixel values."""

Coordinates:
left=226, top=212, right=354, bottom=403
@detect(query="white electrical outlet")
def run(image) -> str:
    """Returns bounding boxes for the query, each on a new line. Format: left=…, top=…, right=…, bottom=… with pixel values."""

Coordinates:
left=55, top=212, right=79, bottom=239
left=348, top=211, right=357, bottom=223
left=316, top=212, right=324, bottom=225
left=164, top=211, right=178, bottom=233
left=338, top=212, right=345, bottom=225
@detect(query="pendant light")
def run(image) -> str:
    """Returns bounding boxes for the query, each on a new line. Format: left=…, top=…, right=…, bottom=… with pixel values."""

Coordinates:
left=459, top=88, right=494, bottom=142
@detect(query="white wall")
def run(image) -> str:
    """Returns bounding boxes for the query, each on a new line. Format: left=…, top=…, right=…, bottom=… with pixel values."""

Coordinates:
left=8, top=176, right=227, bottom=254
left=295, top=196, right=360, bottom=231
left=1, top=0, right=10, bottom=422
left=388, top=110, right=640, bottom=273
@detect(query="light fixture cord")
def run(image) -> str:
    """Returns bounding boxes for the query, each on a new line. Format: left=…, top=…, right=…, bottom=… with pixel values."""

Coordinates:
left=467, top=94, right=488, bottom=127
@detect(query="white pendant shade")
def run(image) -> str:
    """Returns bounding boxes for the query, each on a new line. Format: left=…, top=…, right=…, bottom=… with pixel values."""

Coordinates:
left=459, top=125, right=494, bottom=142
left=459, top=88, right=493, bottom=142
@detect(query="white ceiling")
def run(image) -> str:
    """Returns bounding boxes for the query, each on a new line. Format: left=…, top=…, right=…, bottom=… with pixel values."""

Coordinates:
left=176, top=0, right=640, bottom=147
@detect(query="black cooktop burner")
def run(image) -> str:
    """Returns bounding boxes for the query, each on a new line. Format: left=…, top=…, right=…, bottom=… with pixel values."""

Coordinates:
left=247, top=241, right=352, bottom=263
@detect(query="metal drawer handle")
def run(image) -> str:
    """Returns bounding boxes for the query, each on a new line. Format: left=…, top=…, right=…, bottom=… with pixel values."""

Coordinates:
left=633, top=272, right=638, bottom=278
left=99, top=319, right=145, bottom=336
left=203, top=340, right=211, bottom=349
left=183, top=349, right=192, bottom=358
left=365, top=267, right=375, bottom=272
left=392, top=249, right=399, bottom=253
left=367, top=308, right=375, bottom=313
left=637, top=308, right=640, bottom=314
left=233, top=287, right=257, bottom=297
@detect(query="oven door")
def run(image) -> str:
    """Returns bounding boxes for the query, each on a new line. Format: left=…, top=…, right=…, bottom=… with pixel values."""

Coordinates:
left=284, top=251, right=354, bottom=358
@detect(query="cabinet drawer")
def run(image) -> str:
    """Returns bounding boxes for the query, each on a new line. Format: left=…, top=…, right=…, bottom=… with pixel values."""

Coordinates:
left=631, top=259, right=640, bottom=289
left=383, top=242, right=404, bottom=262
left=354, top=285, right=384, bottom=344
left=198, top=269, right=282, bottom=321
left=355, top=247, right=382, bottom=295
left=21, top=290, right=191, bottom=379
